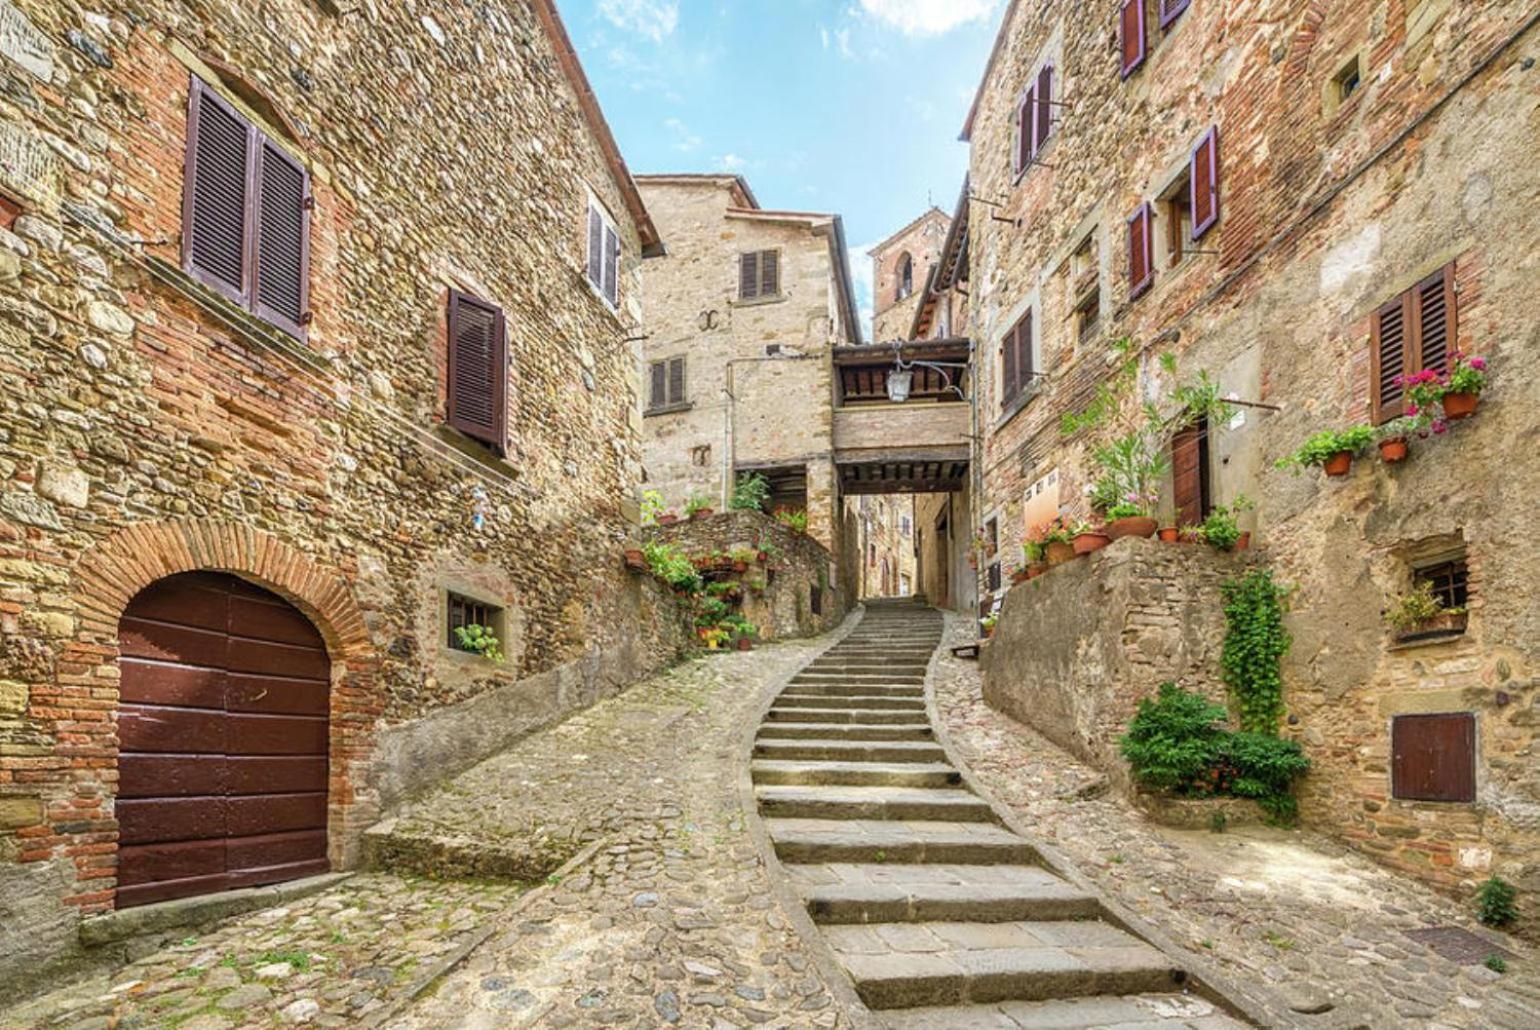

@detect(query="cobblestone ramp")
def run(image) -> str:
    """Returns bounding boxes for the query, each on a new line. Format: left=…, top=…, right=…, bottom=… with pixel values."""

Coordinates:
left=753, top=600, right=1249, bottom=1029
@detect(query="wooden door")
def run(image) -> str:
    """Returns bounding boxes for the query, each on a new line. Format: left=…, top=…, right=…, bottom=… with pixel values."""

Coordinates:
left=1171, top=416, right=1211, bottom=529
left=116, top=572, right=330, bottom=908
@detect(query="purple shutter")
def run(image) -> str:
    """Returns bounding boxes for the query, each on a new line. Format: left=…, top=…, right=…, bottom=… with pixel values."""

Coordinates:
left=1034, top=65, right=1053, bottom=153
left=1159, top=0, right=1191, bottom=29
left=1017, top=311, right=1034, bottom=387
left=1120, top=0, right=1146, bottom=78
left=252, top=140, right=311, bottom=338
left=1001, top=323, right=1018, bottom=404
left=586, top=205, right=603, bottom=288
left=1128, top=203, right=1154, bottom=298
left=447, top=290, right=507, bottom=450
left=183, top=78, right=252, bottom=303
left=1191, top=127, right=1220, bottom=240
left=1016, top=86, right=1034, bottom=173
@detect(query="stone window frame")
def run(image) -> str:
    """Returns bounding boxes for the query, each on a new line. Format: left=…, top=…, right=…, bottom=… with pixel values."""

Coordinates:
left=583, top=187, right=622, bottom=314
left=1385, top=534, right=1473, bottom=650
left=1012, top=36, right=1063, bottom=187
left=1323, top=50, right=1370, bottom=120
left=1153, top=159, right=1195, bottom=277
left=734, top=248, right=786, bottom=307
left=438, top=583, right=511, bottom=661
left=994, top=292, right=1043, bottom=430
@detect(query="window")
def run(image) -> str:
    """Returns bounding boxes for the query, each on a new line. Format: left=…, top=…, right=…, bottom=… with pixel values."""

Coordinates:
left=896, top=253, right=914, bottom=300
left=900, top=515, right=912, bottom=537
left=1392, top=712, right=1476, bottom=802
left=648, top=356, right=687, bottom=411
left=586, top=199, right=620, bottom=308
left=1119, top=0, right=1146, bottom=78
left=1170, top=416, right=1212, bottom=529
left=1075, top=285, right=1101, bottom=344
left=1033, top=64, right=1054, bottom=155
left=447, top=592, right=502, bottom=652
left=689, top=444, right=711, bottom=467
left=1161, top=170, right=1193, bottom=269
left=1000, top=310, right=1033, bottom=408
left=739, top=249, right=780, bottom=301
left=1415, top=558, right=1469, bottom=612
left=1334, top=56, right=1362, bottom=106
left=1370, top=264, right=1455, bottom=423
left=1127, top=203, right=1154, bottom=299
left=1158, top=0, right=1190, bottom=29
left=1190, top=127, right=1221, bottom=240
left=1013, top=65, right=1054, bottom=176
left=810, top=582, right=823, bottom=616
left=446, top=290, right=508, bottom=451
left=183, top=76, right=312, bottom=338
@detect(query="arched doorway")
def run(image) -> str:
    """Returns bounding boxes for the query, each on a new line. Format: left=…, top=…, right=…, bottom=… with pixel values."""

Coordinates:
left=116, top=571, right=331, bottom=908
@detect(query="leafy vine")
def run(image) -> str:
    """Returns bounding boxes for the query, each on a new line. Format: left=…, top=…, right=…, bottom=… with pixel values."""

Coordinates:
left=1220, top=569, right=1292, bottom=734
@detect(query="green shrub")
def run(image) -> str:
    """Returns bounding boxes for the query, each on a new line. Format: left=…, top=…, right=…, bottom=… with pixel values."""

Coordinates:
left=730, top=472, right=771, bottom=511
left=1476, top=876, right=1518, bottom=929
left=1220, top=731, right=1310, bottom=821
left=1119, top=683, right=1227, bottom=793
left=1221, top=569, right=1291, bottom=734
left=643, top=541, right=702, bottom=594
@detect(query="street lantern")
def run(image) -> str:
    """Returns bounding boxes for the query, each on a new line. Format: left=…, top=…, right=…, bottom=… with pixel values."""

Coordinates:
left=886, top=368, right=914, bottom=403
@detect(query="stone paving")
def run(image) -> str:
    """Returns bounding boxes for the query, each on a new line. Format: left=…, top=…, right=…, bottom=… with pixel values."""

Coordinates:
left=934, top=612, right=1540, bottom=1029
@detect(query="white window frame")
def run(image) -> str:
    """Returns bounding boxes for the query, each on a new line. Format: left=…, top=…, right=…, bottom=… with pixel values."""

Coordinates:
left=585, top=193, right=621, bottom=311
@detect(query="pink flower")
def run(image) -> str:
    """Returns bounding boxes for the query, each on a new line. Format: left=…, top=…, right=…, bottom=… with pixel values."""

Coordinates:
left=1406, top=403, right=1419, bottom=416
left=1469, top=357, right=1486, bottom=370
left=1432, top=418, right=1449, bottom=435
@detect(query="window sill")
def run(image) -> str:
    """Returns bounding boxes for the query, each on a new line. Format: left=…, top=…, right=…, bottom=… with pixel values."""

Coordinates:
left=731, top=294, right=786, bottom=308
left=1386, top=629, right=1468, bottom=652
left=433, top=423, right=521, bottom=480
left=993, top=383, right=1041, bottom=433
left=644, top=401, right=694, bottom=418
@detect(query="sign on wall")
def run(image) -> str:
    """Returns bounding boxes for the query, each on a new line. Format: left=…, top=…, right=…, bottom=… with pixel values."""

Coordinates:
left=1022, top=467, right=1059, bottom=530
left=0, top=120, right=60, bottom=213
left=0, top=1, right=54, bottom=81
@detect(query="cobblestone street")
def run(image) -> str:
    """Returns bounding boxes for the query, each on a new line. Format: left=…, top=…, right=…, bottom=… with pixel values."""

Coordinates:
left=933, top=614, right=1540, bottom=1029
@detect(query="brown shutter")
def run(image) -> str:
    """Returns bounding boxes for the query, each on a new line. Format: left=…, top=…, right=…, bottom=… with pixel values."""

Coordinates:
left=1370, top=293, right=1409, bottom=424
left=446, top=291, right=507, bottom=450
left=1127, top=203, right=1153, bottom=298
left=760, top=249, right=779, bottom=297
left=1001, top=323, right=1018, bottom=405
left=1016, top=311, right=1033, bottom=390
left=740, top=251, right=760, bottom=300
left=253, top=141, right=310, bottom=338
left=1392, top=712, right=1476, bottom=802
left=602, top=223, right=620, bottom=306
left=184, top=78, right=252, bottom=303
left=1015, top=87, right=1033, bottom=174
left=649, top=360, right=666, bottom=408
left=1191, top=127, right=1220, bottom=240
left=1120, top=0, right=1146, bottom=78
left=587, top=205, right=604, bottom=288
left=1170, top=420, right=1206, bottom=528
left=1412, top=265, right=1454, bottom=378
left=1034, top=65, right=1053, bottom=153
left=668, top=356, right=686, bottom=404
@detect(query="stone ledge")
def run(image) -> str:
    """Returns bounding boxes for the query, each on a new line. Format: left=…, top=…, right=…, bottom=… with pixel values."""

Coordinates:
left=77, top=872, right=352, bottom=948
left=1135, top=794, right=1268, bottom=831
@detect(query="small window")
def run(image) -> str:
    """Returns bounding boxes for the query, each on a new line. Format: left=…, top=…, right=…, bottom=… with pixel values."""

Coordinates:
left=1415, top=558, right=1469, bottom=613
left=648, top=356, right=687, bottom=411
left=984, top=517, right=1002, bottom=593
left=1392, top=712, right=1476, bottom=802
left=1075, top=285, right=1101, bottom=344
left=586, top=199, right=620, bottom=308
left=1160, top=170, right=1193, bottom=269
left=896, top=253, right=914, bottom=301
left=447, top=592, right=503, bottom=652
left=1334, top=56, right=1362, bottom=106
left=740, top=249, right=781, bottom=301
left=689, top=444, right=711, bottom=467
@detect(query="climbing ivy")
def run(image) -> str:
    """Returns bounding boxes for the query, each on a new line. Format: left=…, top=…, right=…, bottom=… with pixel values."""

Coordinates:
left=1220, top=569, right=1292, bottom=735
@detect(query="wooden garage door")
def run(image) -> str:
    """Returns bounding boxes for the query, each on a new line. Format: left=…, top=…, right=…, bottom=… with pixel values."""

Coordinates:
left=116, top=571, right=330, bottom=908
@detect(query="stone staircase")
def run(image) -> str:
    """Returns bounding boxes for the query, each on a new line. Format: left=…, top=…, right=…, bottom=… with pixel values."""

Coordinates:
left=751, top=600, right=1249, bottom=1028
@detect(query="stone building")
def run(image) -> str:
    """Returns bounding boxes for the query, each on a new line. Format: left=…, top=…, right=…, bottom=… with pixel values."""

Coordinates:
left=849, top=494, right=916, bottom=598
left=0, top=0, right=680, bottom=987
left=964, top=0, right=1540, bottom=908
left=868, top=206, right=948, bottom=343
left=633, top=175, right=862, bottom=554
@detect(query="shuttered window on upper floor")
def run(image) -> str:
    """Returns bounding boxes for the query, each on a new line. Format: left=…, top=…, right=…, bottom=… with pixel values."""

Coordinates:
left=1000, top=310, right=1033, bottom=408
left=1014, top=65, right=1055, bottom=178
left=1033, top=65, right=1054, bottom=155
left=1370, top=265, right=1456, bottom=424
left=1127, top=203, right=1154, bottom=299
left=648, top=356, right=687, bottom=411
left=1159, top=0, right=1191, bottom=29
left=446, top=290, right=508, bottom=452
left=184, top=76, right=312, bottom=339
left=1191, top=127, right=1220, bottom=239
left=586, top=201, right=621, bottom=309
left=740, top=249, right=781, bottom=301
left=1119, top=0, right=1146, bottom=78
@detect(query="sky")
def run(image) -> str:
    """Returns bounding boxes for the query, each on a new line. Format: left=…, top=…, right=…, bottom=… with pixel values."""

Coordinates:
left=559, top=0, right=1005, bottom=336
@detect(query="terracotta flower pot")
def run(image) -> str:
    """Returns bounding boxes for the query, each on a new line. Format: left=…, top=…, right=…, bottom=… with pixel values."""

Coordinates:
left=1157, top=527, right=1180, bottom=543
left=1011, top=568, right=1031, bottom=585
left=1442, top=391, right=1478, bottom=420
left=756, top=551, right=768, bottom=563
left=1106, top=515, right=1158, bottom=540
left=1322, top=451, right=1353, bottom=477
left=736, top=638, right=753, bottom=651
left=1235, top=531, right=1252, bottom=552
left=623, top=548, right=646, bottom=571
left=1027, top=562, right=1048, bottom=580
left=1073, top=531, right=1110, bottom=555
left=1045, top=541, right=1076, bottom=565
left=689, top=508, right=714, bottom=520
left=657, top=514, right=679, bottom=526
left=1379, top=438, right=1409, bottom=463
left=732, top=560, right=749, bottom=573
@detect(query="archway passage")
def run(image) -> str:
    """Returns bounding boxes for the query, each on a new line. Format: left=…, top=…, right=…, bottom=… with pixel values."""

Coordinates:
left=116, top=571, right=331, bottom=908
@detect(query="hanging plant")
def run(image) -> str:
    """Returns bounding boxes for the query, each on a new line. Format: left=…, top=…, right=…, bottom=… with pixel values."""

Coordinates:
left=1220, top=569, right=1292, bottom=735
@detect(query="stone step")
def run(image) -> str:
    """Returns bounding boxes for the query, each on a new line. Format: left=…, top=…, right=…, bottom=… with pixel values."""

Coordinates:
left=766, top=819, right=1035, bottom=864
left=764, top=706, right=924, bottom=724
left=757, top=722, right=935, bottom=742
left=770, top=694, right=925, bottom=711
left=755, top=785, right=993, bottom=823
left=837, top=638, right=942, bottom=647
left=781, top=682, right=924, bottom=697
left=752, top=739, right=947, bottom=764
left=788, top=865, right=1093, bottom=924
left=749, top=760, right=964, bottom=788
left=803, top=660, right=930, bottom=673
left=820, top=648, right=937, bottom=659
left=878, top=993, right=1244, bottom=1029
left=835, top=939, right=1179, bottom=1010
left=790, top=673, right=927, bottom=687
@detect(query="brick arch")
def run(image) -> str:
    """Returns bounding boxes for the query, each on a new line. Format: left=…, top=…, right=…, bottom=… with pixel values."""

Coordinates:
left=72, top=520, right=370, bottom=660
left=1283, top=0, right=1332, bottom=77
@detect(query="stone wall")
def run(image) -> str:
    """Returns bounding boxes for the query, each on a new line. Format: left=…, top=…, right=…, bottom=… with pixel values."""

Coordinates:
left=981, top=538, right=1255, bottom=782
left=652, top=510, right=848, bottom=641
left=0, top=0, right=678, bottom=992
left=965, top=0, right=1540, bottom=908
left=870, top=207, right=949, bottom=343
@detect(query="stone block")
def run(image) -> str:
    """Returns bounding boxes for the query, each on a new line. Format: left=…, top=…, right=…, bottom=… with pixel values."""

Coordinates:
left=0, top=795, right=42, bottom=829
left=0, top=678, right=26, bottom=716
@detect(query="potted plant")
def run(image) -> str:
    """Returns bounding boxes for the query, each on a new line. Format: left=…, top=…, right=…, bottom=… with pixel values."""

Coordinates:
left=685, top=494, right=715, bottom=520
left=1072, top=521, right=1111, bottom=555
left=1401, top=353, right=1488, bottom=422
left=1376, top=414, right=1428, bottom=464
left=1022, top=540, right=1048, bottom=579
left=644, top=541, right=703, bottom=594
left=1195, top=494, right=1254, bottom=552
left=640, top=489, right=666, bottom=527
left=1105, top=497, right=1158, bottom=540
left=773, top=507, right=809, bottom=534
left=1276, top=425, right=1375, bottom=477
left=623, top=547, right=646, bottom=572
left=1030, top=519, right=1076, bottom=566
left=980, top=612, right=999, bottom=639
left=1157, top=526, right=1181, bottom=543
left=729, top=472, right=771, bottom=512
left=657, top=512, right=680, bottom=526
left=698, top=626, right=729, bottom=650
left=1386, top=580, right=1467, bottom=642
left=453, top=623, right=505, bottom=664
left=728, top=547, right=757, bottom=573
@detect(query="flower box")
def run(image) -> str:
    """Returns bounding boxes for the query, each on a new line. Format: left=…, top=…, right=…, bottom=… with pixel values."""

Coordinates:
left=1106, top=515, right=1157, bottom=540
left=1072, top=530, right=1110, bottom=556
left=1393, top=610, right=1468, bottom=644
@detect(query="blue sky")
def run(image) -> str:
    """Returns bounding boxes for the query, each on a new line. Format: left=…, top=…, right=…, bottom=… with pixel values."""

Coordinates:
left=559, top=0, right=1005, bottom=334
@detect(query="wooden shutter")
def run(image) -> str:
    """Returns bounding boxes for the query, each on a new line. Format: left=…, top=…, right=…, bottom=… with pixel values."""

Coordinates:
left=1191, top=127, right=1220, bottom=240
left=602, top=223, right=620, bottom=307
left=1034, top=65, right=1053, bottom=154
left=253, top=141, right=310, bottom=338
left=1120, top=0, right=1146, bottom=78
left=446, top=290, right=507, bottom=450
left=586, top=205, right=604, bottom=289
left=1127, top=203, right=1154, bottom=298
left=1370, top=293, right=1408, bottom=423
left=1369, top=265, right=1455, bottom=423
left=1159, top=0, right=1191, bottom=28
left=667, top=356, right=686, bottom=404
left=1392, top=712, right=1476, bottom=803
left=740, top=251, right=761, bottom=300
left=184, top=78, right=252, bottom=303
left=1412, top=265, right=1454, bottom=378
left=649, top=360, right=667, bottom=409
left=1015, top=311, right=1033, bottom=391
left=1014, top=88, right=1032, bottom=175
left=759, top=249, right=779, bottom=297
left=1001, top=323, right=1019, bottom=405
left=1170, top=417, right=1208, bottom=528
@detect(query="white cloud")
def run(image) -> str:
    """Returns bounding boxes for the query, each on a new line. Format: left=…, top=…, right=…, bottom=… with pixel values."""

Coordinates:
left=598, top=0, right=679, bottom=43
left=716, top=153, right=747, bottom=171
left=857, top=0, right=998, bottom=36
left=664, top=117, right=702, bottom=152
left=848, top=239, right=880, bottom=341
